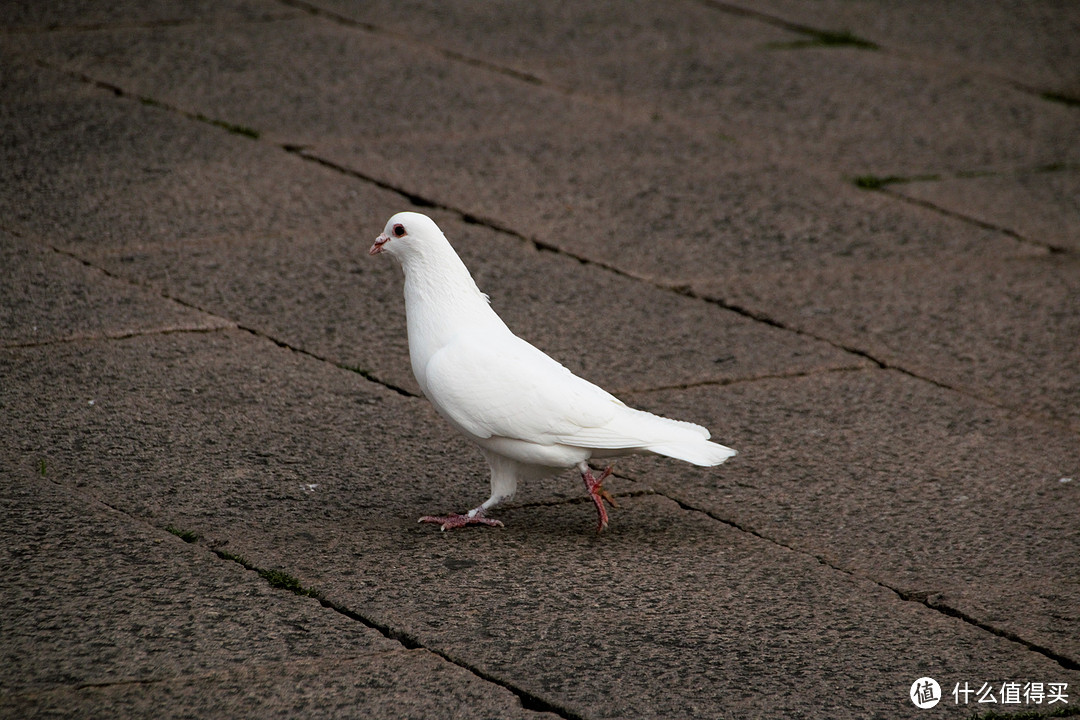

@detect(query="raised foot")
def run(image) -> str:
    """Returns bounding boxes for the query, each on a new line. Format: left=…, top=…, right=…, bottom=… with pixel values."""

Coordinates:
left=418, top=510, right=504, bottom=531
left=582, top=465, right=617, bottom=533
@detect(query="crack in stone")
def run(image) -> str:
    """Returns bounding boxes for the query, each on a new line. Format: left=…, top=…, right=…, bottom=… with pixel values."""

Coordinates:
left=14, top=17, right=1077, bottom=717
left=658, top=491, right=1080, bottom=672
left=615, top=364, right=872, bottom=396
left=275, top=0, right=554, bottom=90
left=208, top=543, right=586, bottom=720
left=2, top=13, right=296, bottom=36
left=1, top=325, right=234, bottom=350
left=875, top=188, right=1070, bottom=255
left=37, top=44, right=1066, bottom=424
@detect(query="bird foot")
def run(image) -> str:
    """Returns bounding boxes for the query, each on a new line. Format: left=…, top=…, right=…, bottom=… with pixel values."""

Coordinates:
left=581, top=465, right=617, bottom=533
left=418, top=508, right=504, bottom=531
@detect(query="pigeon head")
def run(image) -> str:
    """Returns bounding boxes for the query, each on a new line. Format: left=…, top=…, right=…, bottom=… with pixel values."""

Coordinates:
left=370, top=211, right=447, bottom=261
left=370, top=211, right=494, bottom=313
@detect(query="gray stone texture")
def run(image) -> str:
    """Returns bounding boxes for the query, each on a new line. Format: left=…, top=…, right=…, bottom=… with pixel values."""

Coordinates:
left=2, top=1, right=1078, bottom=718
left=1, top=467, right=552, bottom=720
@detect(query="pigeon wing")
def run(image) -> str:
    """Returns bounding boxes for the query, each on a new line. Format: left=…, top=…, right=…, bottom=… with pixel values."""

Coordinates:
left=422, top=331, right=638, bottom=447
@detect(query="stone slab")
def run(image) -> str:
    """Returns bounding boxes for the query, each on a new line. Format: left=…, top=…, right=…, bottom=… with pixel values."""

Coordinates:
left=2, top=4, right=1078, bottom=719
left=9, top=15, right=1050, bottom=297
left=890, top=168, right=1080, bottom=253
left=620, top=369, right=1080, bottom=662
left=0, top=467, right=550, bottom=719
left=6, top=11, right=1074, bottom=430
left=223, top=493, right=1080, bottom=720
left=722, top=0, right=1080, bottom=97
left=0, top=329, right=649, bottom=528
left=1, top=654, right=555, bottom=720
left=1, top=52, right=1027, bottom=294
left=5, top=44, right=1028, bottom=304
left=0, top=55, right=393, bottom=252
left=19, top=4, right=1065, bottom=431
left=0, top=57, right=865, bottom=397
left=0, top=228, right=232, bottom=347
left=11, top=17, right=1071, bottom=433
left=0, top=0, right=297, bottom=29
left=310, top=0, right=1080, bottom=175
left=92, top=209, right=870, bottom=397
left=3, top=330, right=1076, bottom=718
left=16, top=7, right=1079, bottom=191
left=712, top=252, right=1080, bottom=428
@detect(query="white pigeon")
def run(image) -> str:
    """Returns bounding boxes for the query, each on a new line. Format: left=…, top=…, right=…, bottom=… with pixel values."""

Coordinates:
left=370, top=211, right=736, bottom=532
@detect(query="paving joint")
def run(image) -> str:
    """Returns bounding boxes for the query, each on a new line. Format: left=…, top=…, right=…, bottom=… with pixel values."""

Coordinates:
left=1, top=12, right=297, bottom=36
left=22, top=470, right=585, bottom=716
left=615, top=364, right=872, bottom=396
left=6, top=5, right=1079, bottom=716
left=15, top=58, right=1078, bottom=429
left=658, top=491, right=1080, bottom=672
left=681, top=288, right=1080, bottom=435
left=694, top=0, right=880, bottom=50
left=870, top=188, right=1070, bottom=256
left=276, top=0, right=553, bottom=90
left=3, top=215, right=421, bottom=398
left=692, top=0, right=1080, bottom=109
left=0, top=324, right=234, bottom=350
left=3, top=62, right=896, bottom=402
left=203, top=538, right=587, bottom=720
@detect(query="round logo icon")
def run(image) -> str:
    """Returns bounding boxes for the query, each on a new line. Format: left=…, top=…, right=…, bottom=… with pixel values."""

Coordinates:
left=910, top=677, right=941, bottom=709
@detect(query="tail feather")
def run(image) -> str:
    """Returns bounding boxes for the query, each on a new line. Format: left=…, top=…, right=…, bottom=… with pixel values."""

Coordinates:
left=555, top=403, right=737, bottom=466
left=612, top=407, right=736, bottom=466
left=647, top=439, right=737, bottom=466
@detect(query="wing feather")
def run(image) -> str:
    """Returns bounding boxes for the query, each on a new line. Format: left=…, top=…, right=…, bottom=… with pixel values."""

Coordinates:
left=423, top=331, right=726, bottom=460
left=423, top=331, right=624, bottom=444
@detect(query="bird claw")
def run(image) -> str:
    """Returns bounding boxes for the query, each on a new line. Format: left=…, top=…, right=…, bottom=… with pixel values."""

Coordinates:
left=582, top=465, right=616, bottom=533
left=597, top=485, right=618, bottom=509
left=418, top=510, right=504, bottom=531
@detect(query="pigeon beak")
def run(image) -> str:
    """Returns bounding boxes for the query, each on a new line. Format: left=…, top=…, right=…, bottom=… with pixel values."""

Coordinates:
left=369, top=233, right=390, bottom=256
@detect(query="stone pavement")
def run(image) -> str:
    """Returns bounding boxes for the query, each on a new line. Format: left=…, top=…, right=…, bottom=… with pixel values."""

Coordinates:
left=2, top=2, right=1078, bottom=718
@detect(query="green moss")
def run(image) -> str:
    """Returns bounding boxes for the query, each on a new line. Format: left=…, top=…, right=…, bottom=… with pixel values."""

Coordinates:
left=342, top=364, right=370, bottom=375
left=812, top=30, right=878, bottom=48
left=341, top=364, right=390, bottom=388
left=1040, top=91, right=1080, bottom=108
left=852, top=173, right=940, bottom=190
left=165, top=526, right=199, bottom=543
left=767, top=29, right=878, bottom=50
left=259, top=568, right=322, bottom=598
left=215, top=549, right=250, bottom=566
left=214, top=549, right=322, bottom=599
left=854, top=175, right=897, bottom=190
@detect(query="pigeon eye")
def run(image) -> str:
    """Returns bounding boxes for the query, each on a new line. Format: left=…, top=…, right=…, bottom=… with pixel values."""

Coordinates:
left=392, top=223, right=406, bottom=238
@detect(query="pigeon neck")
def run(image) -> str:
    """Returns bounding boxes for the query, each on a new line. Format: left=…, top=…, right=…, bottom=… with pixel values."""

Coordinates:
left=400, top=247, right=507, bottom=366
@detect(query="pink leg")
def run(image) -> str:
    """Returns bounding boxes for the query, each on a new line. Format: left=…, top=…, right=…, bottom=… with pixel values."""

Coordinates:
left=580, top=464, right=617, bottom=533
left=419, top=506, right=504, bottom=531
